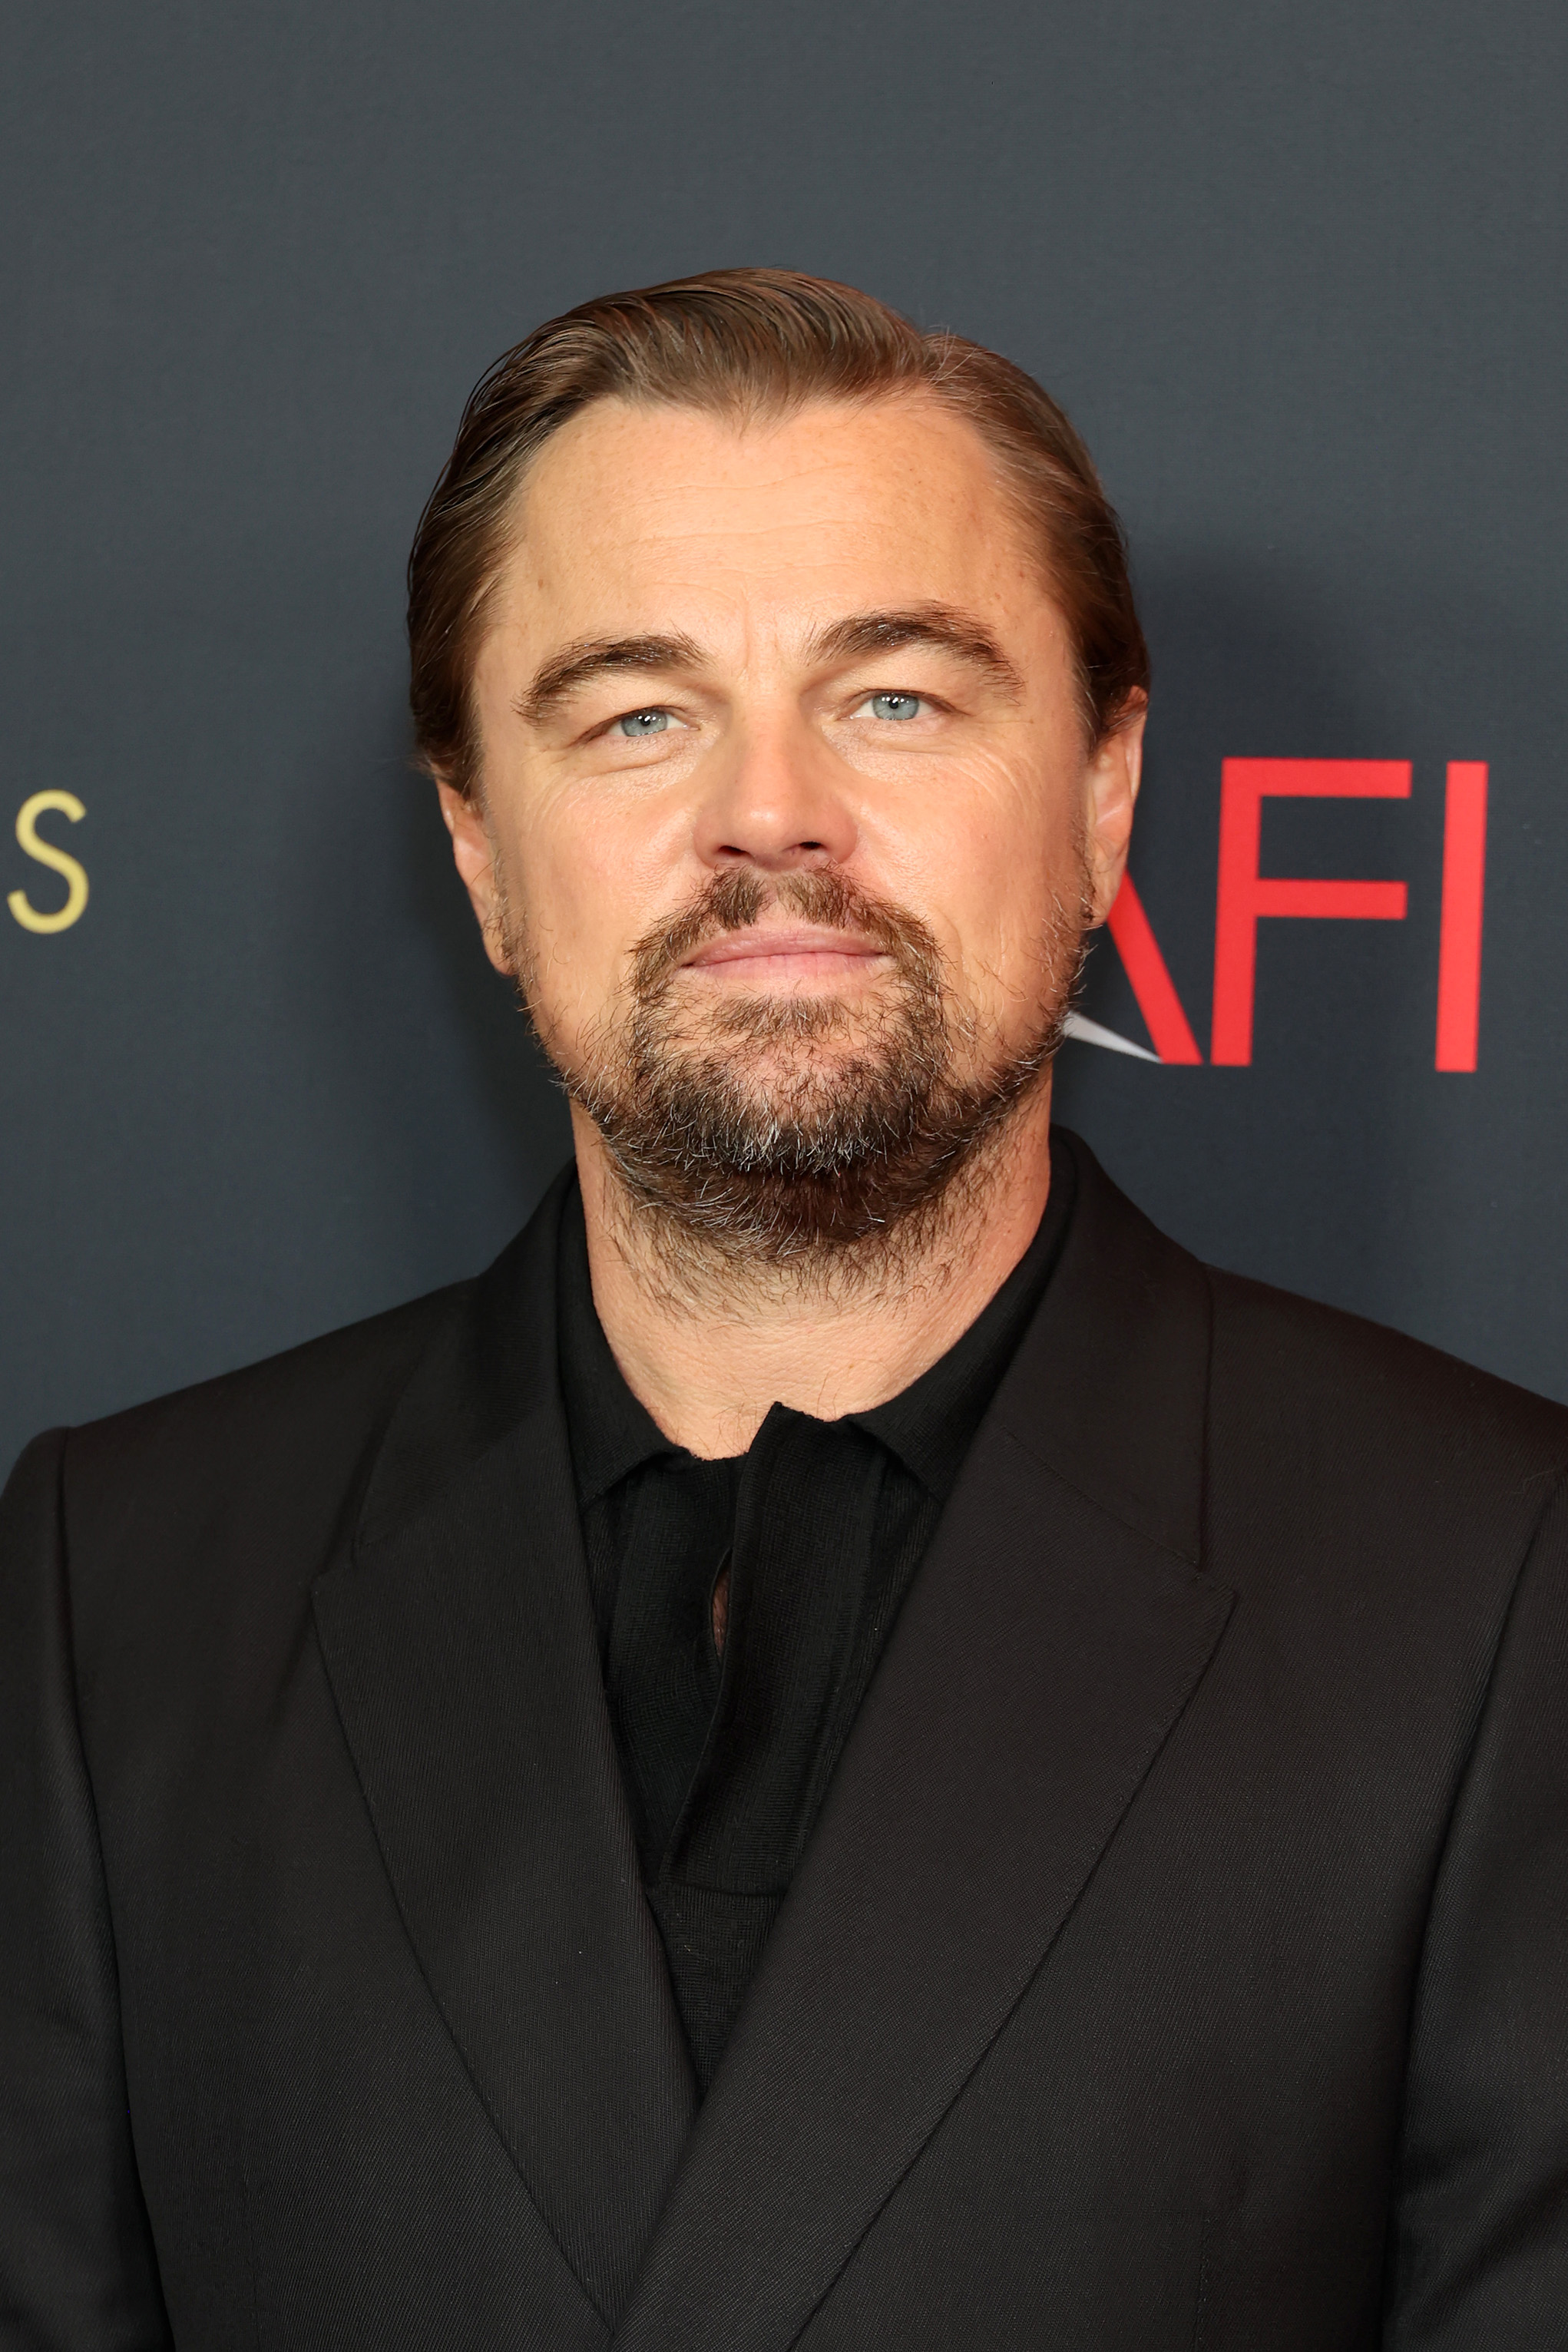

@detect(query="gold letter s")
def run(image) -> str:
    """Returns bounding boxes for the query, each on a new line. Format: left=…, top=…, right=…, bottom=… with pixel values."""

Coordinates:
left=8, top=791, right=89, bottom=933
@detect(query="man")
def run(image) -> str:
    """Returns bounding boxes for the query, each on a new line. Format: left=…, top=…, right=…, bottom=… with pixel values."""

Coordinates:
left=3, top=269, right=1566, bottom=2351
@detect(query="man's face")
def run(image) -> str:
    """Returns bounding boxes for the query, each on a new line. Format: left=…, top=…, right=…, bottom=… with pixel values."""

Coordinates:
left=442, top=392, right=1142, bottom=1257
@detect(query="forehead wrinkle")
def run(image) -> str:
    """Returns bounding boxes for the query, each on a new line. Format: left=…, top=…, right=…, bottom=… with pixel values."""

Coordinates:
left=516, top=631, right=709, bottom=726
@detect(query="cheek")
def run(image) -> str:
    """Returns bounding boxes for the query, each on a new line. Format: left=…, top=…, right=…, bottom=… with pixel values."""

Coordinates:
left=503, top=789, right=685, bottom=1021
left=864, top=759, right=1070, bottom=996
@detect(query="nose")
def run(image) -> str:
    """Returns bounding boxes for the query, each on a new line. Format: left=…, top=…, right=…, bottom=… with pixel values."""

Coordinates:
left=690, top=719, right=858, bottom=874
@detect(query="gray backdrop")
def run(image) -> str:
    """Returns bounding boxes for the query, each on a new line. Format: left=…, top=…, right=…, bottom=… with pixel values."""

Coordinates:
left=5, top=0, right=1566, bottom=1479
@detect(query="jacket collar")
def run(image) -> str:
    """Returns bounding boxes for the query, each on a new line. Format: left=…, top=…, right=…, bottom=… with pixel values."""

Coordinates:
left=313, top=1133, right=1230, bottom=2347
left=312, top=1169, right=698, bottom=2330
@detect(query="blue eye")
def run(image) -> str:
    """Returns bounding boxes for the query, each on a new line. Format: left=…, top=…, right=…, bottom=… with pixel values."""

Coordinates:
left=868, top=692, right=921, bottom=722
left=617, top=708, right=672, bottom=737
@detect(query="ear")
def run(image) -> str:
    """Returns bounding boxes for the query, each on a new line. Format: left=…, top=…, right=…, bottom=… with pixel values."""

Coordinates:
left=1082, top=694, right=1146, bottom=926
left=435, top=777, right=514, bottom=975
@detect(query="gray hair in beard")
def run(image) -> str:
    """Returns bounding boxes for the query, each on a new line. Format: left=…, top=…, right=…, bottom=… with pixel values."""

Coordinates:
left=518, top=866, right=1087, bottom=1274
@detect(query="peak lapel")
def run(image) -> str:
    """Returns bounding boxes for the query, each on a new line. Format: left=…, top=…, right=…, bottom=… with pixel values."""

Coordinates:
left=313, top=1180, right=697, bottom=2327
left=613, top=1138, right=1234, bottom=2352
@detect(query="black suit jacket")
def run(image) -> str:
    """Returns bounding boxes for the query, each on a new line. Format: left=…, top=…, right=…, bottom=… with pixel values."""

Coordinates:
left=5, top=1133, right=1568, bottom=2350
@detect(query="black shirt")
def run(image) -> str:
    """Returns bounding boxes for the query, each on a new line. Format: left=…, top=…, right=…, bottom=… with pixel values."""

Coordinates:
left=557, top=1150, right=1076, bottom=2088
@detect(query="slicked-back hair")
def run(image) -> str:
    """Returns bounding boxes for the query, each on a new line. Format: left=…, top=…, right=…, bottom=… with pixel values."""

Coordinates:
left=408, top=268, right=1148, bottom=798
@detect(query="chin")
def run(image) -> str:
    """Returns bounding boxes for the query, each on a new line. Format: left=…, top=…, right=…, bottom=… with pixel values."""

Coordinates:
left=700, top=988, right=887, bottom=1049
left=706, top=1027, right=896, bottom=1096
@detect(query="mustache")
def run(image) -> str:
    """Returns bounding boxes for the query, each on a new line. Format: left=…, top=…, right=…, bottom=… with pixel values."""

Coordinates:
left=627, top=868, right=944, bottom=1003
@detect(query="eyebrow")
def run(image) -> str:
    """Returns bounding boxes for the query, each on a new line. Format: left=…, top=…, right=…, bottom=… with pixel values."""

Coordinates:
left=516, top=633, right=708, bottom=726
left=515, top=604, right=1022, bottom=728
left=806, top=607, right=1024, bottom=699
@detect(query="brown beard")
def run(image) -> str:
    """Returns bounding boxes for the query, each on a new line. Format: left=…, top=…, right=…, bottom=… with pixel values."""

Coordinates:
left=513, top=866, right=1087, bottom=1275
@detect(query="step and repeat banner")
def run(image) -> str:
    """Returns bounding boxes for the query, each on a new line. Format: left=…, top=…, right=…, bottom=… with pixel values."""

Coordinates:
left=4, top=0, right=1565, bottom=1474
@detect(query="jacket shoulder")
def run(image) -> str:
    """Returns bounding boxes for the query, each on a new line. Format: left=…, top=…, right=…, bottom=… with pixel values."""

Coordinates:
left=1206, top=1262, right=1568, bottom=1503
left=76, top=1280, right=469, bottom=1464
left=52, top=1281, right=477, bottom=1577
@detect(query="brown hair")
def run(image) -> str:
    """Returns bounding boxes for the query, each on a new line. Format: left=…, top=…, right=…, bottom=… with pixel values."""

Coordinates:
left=408, top=267, right=1147, bottom=797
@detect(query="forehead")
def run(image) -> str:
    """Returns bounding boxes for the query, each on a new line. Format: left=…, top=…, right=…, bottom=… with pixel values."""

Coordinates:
left=492, top=392, right=1040, bottom=643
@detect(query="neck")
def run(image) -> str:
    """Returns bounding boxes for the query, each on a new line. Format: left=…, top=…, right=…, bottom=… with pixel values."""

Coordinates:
left=570, top=1084, right=1055, bottom=1458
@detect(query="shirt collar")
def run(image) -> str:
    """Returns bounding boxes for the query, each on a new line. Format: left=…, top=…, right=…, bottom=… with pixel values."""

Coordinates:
left=556, top=1141, right=1077, bottom=1508
left=557, top=1196, right=680, bottom=1507
left=850, top=1142, right=1076, bottom=1500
